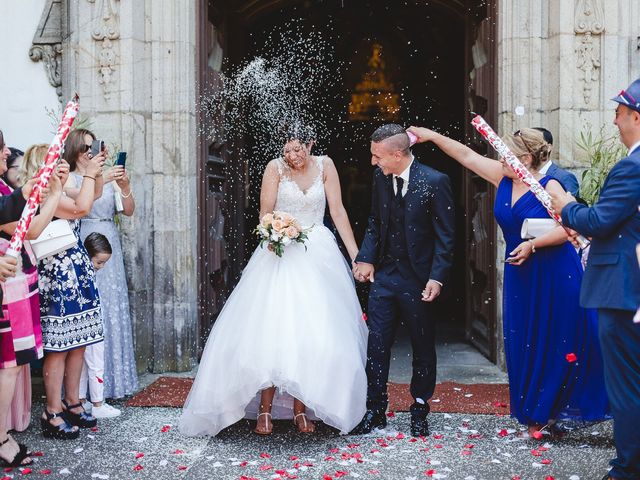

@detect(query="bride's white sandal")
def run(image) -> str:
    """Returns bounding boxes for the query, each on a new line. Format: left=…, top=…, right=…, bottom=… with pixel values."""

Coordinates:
left=293, top=412, right=315, bottom=433
left=254, top=412, right=273, bottom=435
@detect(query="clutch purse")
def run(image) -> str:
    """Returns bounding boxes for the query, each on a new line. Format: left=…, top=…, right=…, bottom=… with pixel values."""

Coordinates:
left=29, top=219, right=78, bottom=261
left=520, top=218, right=557, bottom=239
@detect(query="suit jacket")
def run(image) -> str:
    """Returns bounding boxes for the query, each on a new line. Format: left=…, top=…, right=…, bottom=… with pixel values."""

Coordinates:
left=547, top=163, right=580, bottom=197
left=0, top=187, right=26, bottom=225
left=356, top=159, right=455, bottom=285
left=561, top=147, right=640, bottom=311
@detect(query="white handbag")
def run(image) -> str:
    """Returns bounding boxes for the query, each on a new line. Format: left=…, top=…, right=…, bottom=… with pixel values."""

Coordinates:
left=29, top=219, right=78, bottom=261
left=520, top=218, right=558, bottom=239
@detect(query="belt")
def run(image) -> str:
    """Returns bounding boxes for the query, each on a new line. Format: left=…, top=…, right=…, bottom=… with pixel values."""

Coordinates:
left=83, top=218, right=113, bottom=222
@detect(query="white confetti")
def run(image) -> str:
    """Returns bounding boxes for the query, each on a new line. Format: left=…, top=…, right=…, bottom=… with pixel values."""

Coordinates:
left=159, top=459, right=168, bottom=467
left=59, top=468, right=71, bottom=475
left=73, top=447, right=84, bottom=454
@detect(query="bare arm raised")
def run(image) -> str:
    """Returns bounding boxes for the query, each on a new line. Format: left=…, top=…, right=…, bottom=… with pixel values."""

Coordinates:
left=408, top=126, right=503, bottom=187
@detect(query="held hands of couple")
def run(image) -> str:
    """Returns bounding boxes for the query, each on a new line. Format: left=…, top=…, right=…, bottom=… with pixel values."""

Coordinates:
left=353, top=261, right=375, bottom=283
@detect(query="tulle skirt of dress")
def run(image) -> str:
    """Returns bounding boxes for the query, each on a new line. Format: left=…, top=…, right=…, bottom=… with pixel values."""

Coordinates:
left=179, top=225, right=368, bottom=436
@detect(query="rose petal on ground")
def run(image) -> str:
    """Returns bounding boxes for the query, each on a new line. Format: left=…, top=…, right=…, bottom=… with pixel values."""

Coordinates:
left=132, top=465, right=143, bottom=471
left=386, top=412, right=396, bottom=418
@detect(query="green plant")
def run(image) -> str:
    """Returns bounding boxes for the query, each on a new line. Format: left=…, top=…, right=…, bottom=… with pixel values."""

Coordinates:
left=577, top=128, right=626, bottom=206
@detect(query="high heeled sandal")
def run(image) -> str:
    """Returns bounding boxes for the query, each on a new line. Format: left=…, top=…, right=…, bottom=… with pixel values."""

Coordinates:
left=254, top=412, right=273, bottom=435
left=0, top=436, right=33, bottom=467
left=62, top=399, right=97, bottom=428
left=293, top=413, right=315, bottom=433
left=40, top=411, right=80, bottom=440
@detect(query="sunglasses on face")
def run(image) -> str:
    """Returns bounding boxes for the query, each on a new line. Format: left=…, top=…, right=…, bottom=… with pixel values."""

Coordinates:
left=82, top=144, right=92, bottom=153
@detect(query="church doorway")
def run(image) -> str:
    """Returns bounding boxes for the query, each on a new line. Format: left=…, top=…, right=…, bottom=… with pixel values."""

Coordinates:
left=197, top=0, right=499, bottom=363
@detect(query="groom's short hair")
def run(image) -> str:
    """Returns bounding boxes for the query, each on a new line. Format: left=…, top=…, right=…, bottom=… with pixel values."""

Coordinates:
left=371, top=124, right=410, bottom=155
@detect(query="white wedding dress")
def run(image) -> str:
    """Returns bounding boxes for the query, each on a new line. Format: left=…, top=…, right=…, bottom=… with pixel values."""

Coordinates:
left=180, top=156, right=368, bottom=436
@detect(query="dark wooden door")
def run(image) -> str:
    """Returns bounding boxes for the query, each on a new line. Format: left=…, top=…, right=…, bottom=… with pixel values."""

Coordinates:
left=463, top=0, right=498, bottom=361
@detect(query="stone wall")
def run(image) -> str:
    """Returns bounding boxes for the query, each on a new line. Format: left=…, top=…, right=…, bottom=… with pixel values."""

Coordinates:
left=61, top=0, right=199, bottom=372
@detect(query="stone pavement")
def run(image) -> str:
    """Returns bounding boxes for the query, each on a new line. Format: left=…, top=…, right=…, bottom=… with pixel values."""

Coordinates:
left=6, top=402, right=615, bottom=480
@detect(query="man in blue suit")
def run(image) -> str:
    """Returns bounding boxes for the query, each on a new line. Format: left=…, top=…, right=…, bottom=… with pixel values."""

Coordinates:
left=551, top=79, right=640, bottom=480
left=533, top=127, right=580, bottom=197
left=351, top=124, right=455, bottom=436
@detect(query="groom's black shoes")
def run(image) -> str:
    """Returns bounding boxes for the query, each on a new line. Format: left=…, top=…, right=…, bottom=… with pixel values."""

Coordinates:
left=410, top=413, right=430, bottom=437
left=410, top=402, right=430, bottom=437
left=350, top=410, right=387, bottom=435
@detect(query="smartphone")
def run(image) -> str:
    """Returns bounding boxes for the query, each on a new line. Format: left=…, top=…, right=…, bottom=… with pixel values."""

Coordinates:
left=115, top=151, right=127, bottom=167
left=90, top=139, right=105, bottom=157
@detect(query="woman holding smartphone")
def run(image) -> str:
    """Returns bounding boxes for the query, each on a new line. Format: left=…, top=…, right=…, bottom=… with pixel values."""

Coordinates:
left=78, top=150, right=136, bottom=417
left=408, top=126, right=610, bottom=438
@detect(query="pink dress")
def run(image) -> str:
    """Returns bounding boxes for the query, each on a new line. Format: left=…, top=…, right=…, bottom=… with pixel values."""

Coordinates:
left=0, top=180, right=41, bottom=431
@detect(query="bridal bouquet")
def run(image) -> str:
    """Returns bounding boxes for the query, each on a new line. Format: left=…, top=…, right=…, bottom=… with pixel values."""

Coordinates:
left=255, top=211, right=311, bottom=257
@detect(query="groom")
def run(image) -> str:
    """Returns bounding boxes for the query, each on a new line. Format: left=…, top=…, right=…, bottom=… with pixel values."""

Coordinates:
left=352, top=124, right=455, bottom=436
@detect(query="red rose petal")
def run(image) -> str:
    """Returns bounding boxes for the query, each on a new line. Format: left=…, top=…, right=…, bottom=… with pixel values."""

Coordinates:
left=20, top=468, right=32, bottom=475
left=133, top=465, right=143, bottom=471
left=323, top=475, right=332, bottom=480
left=545, top=477, right=555, bottom=480
left=289, top=456, right=299, bottom=461
left=432, top=434, right=443, bottom=439
left=541, top=459, right=552, bottom=465
left=362, top=313, right=368, bottom=321
left=531, top=449, right=542, bottom=456
left=91, top=427, right=99, bottom=432
left=335, top=472, right=348, bottom=478
left=172, top=449, right=184, bottom=455
left=96, top=376, right=104, bottom=384
left=135, top=452, right=144, bottom=459
left=160, top=425, right=171, bottom=432
left=461, top=450, right=472, bottom=455
left=177, top=466, right=188, bottom=471
left=386, top=412, right=395, bottom=418
left=425, top=469, right=436, bottom=477
left=566, top=353, right=577, bottom=363
left=498, top=429, right=508, bottom=437
left=31, top=452, right=44, bottom=457
left=39, top=470, right=52, bottom=475
left=260, top=452, right=271, bottom=458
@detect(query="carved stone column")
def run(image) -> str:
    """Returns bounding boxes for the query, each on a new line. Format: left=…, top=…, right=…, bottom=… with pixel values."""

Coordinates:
left=61, top=0, right=199, bottom=373
left=29, top=0, right=63, bottom=102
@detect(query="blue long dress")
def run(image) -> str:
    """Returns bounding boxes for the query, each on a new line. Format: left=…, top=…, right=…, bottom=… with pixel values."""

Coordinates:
left=494, top=176, right=610, bottom=425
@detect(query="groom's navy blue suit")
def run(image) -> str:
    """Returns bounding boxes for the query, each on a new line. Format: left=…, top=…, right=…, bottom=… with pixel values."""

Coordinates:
left=356, top=158, right=455, bottom=415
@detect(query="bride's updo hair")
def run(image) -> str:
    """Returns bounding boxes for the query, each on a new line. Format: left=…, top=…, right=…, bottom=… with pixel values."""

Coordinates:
left=504, top=128, right=552, bottom=171
left=282, top=122, right=316, bottom=145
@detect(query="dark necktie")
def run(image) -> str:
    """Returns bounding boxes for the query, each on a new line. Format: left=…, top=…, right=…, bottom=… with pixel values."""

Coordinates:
left=395, top=176, right=404, bottom=202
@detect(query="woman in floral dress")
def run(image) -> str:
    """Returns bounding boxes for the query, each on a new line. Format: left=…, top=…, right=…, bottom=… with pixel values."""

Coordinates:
left=38, top=129, right=107, bottom=439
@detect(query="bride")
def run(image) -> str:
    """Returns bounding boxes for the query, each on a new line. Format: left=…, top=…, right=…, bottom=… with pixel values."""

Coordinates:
left=179, top=125, right=368, bottom=436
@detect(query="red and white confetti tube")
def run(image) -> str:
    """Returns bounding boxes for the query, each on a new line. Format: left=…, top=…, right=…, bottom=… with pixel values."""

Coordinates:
left=471, top=115, right=589, bottom=248
left=5, top=94, right=80, bottom=258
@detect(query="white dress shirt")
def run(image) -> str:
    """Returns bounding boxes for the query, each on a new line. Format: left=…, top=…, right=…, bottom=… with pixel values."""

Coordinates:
left=628, top=140, right=640, bottom=155
left=538, top=160, right=553, bottom=175
left=392, top=158, right=413, bottom=197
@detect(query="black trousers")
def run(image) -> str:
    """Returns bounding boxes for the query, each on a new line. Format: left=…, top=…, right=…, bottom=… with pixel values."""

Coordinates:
left=365, top=261, right=436, bottom=415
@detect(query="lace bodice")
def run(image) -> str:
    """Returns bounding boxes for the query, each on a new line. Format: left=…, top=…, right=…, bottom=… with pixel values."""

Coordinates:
left=274, top=156, right=326, bottom=227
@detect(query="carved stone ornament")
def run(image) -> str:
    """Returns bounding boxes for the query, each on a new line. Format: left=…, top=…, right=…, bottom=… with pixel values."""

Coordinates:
left=87, top=0, right=120, bottom=99
left=574, top=0, right=605, bottom=105
left=29, top=0, right=63, bottom=102
left=574, top=0, right=605, bottom=35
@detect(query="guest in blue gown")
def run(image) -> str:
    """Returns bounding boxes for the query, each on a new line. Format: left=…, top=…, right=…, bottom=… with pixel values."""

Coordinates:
left=408, top=126, right=610, bottom=438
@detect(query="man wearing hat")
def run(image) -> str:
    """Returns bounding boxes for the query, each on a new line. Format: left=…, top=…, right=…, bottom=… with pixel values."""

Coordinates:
left=551, top=78, right=640, bottom=480
left=533, top=127, right=580, bottom=197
